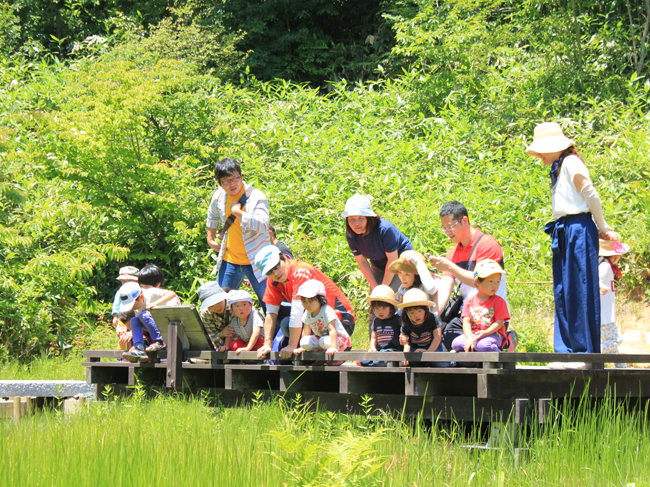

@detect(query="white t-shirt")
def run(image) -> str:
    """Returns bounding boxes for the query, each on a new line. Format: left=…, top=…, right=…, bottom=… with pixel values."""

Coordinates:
left=552, top=155, right=591, bottom=219
left=302, top=305, right=349, bottom=339
left=599, top=260, right=616, bottom=324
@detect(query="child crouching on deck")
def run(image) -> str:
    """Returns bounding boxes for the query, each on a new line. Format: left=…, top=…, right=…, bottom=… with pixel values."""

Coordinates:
left=398, top=288, right=448, bottom=367
left=118, top=282, right=166, bottom=363
left=359, top=285, right=402, bottom=367
left=452, top=259, right=510, bottom=353
left=294, top=279, right=352, bottom=366
left=221, top=290, right=265, bottom=353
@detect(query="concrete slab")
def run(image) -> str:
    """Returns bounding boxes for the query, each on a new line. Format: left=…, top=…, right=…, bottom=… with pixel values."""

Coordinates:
left=0, top=381, right=96, bottom=398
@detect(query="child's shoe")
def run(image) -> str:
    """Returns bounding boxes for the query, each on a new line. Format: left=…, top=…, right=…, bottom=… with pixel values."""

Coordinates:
left=122, top=346, right=150, bottom=363
left=145, top=341, right=166, bottom=353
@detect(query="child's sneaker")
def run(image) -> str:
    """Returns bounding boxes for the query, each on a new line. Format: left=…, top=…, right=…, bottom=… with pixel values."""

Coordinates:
left=145, top=341, right=166, bottom=353
left=122, top=348, right=150, bottom=363
left=503, top=331, right=519, bottom=352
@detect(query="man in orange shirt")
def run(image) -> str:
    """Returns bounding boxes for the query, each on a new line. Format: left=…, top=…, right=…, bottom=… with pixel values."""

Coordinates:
left=253, top=246, right=356, bottom=359
left=428, top=201, right=510, bottom=350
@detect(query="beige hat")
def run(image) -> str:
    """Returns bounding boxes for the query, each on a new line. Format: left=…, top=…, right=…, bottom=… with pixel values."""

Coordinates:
left=397, top=288, right=434, bottom=309
left=116, top=266, right=139, bottom=281
left=526, top=122, right=573, bottom=156
left=599, top=239, right=630, bottom=257
left=388, top=250, right=428, bottom=274
left=366, top=285, right=399, bottom=306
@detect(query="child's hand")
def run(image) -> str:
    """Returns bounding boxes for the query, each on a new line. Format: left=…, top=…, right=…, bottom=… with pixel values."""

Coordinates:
left=294, top=347, right=304, bottom=355
left=368, top=347, right=377, bottom=353
left=600, top=286, right=609, bottom=295
left=402, top=255, right=412, bottom=265
left=235, top=347, right=250, bottom=354
left=401, top=360, right=409, bottom=367
left=464, top=337, right=475, bottom=352
left=146, top=305, right=154, bottom=311
left=399, top=334, right=408, bottom=346
left=112, top=316, right=119, bottom=327
left=118, top=331, right=132, bottom=346
left=220, top=345, right=229, bottom=352
left=415, top=348, right=425, bottom=353
left=326, top=346, right=337, bottom=357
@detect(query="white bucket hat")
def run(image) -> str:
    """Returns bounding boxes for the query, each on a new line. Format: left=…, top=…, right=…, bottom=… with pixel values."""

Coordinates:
left=526, top=122, right=573, bottom=156
left=341, top=194, right=377, bottom=218
left=198, top=281, right=228, bottom=313
left=227, top=289, right=253, bottom=307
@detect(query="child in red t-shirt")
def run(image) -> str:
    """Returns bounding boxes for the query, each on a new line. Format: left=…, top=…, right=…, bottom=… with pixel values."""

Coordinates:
left=452, top=259, right=510, bottom=352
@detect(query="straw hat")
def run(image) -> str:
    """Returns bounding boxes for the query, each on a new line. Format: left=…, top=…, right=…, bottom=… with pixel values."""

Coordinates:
left=526, top=122, right=573, bottom=156
left=366, top=285, right=399, bottom=306
left=599, top=239, right=630, bottom=257
left=397, top=288, right=434, bottom=309
left=388, top=250, right=427, bottom=274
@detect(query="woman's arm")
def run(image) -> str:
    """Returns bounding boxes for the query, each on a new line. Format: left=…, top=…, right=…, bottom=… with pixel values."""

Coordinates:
left=355, top=255, right=379, bottom=290
left=381, top=250, right=399, bottom=286
left=573, top=174, right=618, bottom=240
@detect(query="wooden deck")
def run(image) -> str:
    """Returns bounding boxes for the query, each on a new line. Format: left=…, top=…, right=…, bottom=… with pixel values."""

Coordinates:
left=83, top=307, right=650, bottom=423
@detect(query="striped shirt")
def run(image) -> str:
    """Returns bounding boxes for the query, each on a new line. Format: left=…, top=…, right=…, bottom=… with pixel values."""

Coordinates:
left=206, top=182, right=272, bottom=283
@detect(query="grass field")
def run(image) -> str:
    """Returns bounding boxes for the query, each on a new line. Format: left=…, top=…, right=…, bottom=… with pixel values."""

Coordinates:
left=1, top=391, right=648, bottom=486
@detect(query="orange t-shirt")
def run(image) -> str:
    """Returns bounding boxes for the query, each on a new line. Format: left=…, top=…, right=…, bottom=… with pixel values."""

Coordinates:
left=222, top=186, right=249, bottom=265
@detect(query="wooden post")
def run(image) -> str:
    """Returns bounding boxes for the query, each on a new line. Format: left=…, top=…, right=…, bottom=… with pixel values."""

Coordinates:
left=13, top=397, right=21, bottom=423
left=166, top=320, right=183, bottom=389
left=24, top=396, right=33, bottom=416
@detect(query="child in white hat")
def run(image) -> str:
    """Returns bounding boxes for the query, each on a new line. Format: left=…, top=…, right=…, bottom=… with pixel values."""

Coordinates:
left=294, top=279, right=352, bottom=365
left=599, top=239, right=630, bottom=368
left=222, top=289, right=265, bottom=353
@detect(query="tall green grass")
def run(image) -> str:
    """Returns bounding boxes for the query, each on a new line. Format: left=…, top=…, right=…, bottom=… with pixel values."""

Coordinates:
left=2, top=392, right=648, bottom=485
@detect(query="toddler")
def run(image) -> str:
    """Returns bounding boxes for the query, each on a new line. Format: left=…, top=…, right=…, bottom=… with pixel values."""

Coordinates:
left=198, top=281, right=232, bottom=351
left=398, top=288, right=448, bottom=367
left=359, top=285, right=402, bottom=367
left=119, top=282, right=166, bottom=362
left=599, top=239, right=630, bottom=368
left=389, top=250, right=440, bottom=314
left=221, top=290, right=265, bottom=353
left=294, top=279, right=352, bottom=366
left=111, top=266, right=139, bottom=350
left=452, top=259, right=510, bottom=353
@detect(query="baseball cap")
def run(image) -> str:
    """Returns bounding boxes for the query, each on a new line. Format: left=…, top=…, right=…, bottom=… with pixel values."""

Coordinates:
left=474, top=259, right=506, bottom=279
left=116, top=266, right=139, bottom=281
left=341, top=194, right=377, bottom=218
left=197, top=281, right=228, bottom=313
left=254, top=245, right=281, bottom=276
left=296, top=279, right=326, bottom=299
left=118, top=281, right=142, bottom=312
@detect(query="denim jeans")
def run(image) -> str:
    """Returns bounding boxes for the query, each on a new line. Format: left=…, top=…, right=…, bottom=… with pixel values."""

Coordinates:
left=217, top=261, right=267, bottom=311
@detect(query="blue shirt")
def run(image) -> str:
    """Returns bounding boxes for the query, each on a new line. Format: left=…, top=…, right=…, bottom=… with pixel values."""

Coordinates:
left=346, top=219, right=413, bottom=270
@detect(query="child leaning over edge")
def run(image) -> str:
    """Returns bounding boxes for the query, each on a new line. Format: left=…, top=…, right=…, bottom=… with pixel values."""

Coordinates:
left=119, top=282, right=166, bottom=362
left=294, top=279, right=352, bottom=366
left=137, top=264, right=181, bottom=311
left=197, top=281, right=235, bottom=351
left=452, top=259, right=510, bottom=353
left=398, top=288, right=449, bottom=367
left=599, top=239, right=630, bottom=368
left=221, top=290, right=265, bottom=353
left=388, top=250, right=441, bottom=314
left=359, top=285, right=402, bottom=367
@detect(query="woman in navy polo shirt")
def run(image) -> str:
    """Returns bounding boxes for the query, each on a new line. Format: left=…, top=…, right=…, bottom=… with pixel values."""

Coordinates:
left=343, top=194, right=414, bottom=292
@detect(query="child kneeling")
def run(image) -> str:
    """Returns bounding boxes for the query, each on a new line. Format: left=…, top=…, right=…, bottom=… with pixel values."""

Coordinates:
left=294, top=280, right=352, bottom=366
left=452, top=259, right=510, bottom=353
left=118, top=282, right=166, bottom=363
left=359, top=285, right=402, bottom=367
left=399, top=288, right=449, bottom=367
left=221, top=290, right=265, bottom=353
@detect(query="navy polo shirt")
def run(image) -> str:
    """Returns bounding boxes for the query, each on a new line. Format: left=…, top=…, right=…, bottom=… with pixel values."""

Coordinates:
left=346, top=219, right=413, bottom=270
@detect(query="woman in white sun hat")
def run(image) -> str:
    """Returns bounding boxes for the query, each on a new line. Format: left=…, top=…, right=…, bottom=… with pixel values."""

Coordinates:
left=342, top=193, right=414, bottom=293
left=526, top=122, right=620, bottom=364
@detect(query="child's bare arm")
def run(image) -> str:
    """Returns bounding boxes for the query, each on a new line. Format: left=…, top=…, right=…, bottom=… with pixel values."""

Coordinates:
left=426, top=327, right=442, bottom=352
left=146, top=290, right=179, bottom=310
left=402, top=343, right=411, bottom=366
left=221, top=336, right=233, bottom=352
left=369, top=330, right=378, bottom=352
left=326, top=320, right=338, bottom=356
left=473, top=320, right=504, bottom=341
left=294, top=323, right=311, bottom=354
left=236, top=326, right=261, bottom=354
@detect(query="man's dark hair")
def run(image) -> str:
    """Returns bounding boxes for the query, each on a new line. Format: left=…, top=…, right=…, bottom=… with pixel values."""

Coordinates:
left=138, top=264, right=165, bottom=287
left=214, top=157, right=242, bottom=182
left=269, top=224, right=277, bottom=238
left=440, top=201, right=469, bottom=221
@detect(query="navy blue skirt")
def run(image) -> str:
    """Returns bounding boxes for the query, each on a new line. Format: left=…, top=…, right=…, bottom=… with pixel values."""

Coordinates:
left=544, top=213, right=601, bottom=353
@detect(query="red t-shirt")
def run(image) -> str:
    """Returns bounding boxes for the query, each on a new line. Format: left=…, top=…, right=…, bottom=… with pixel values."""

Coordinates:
left=461, top=294, right=509, bottom=338
left=263, top=260, right=356, bottom=331
left=444, top=230, right=504, bottom=278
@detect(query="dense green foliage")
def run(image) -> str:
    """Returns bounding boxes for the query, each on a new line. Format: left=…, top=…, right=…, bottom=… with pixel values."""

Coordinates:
left=2, top=392, right=650, bottom=485
left=1, top=0, right=649, bottom=360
